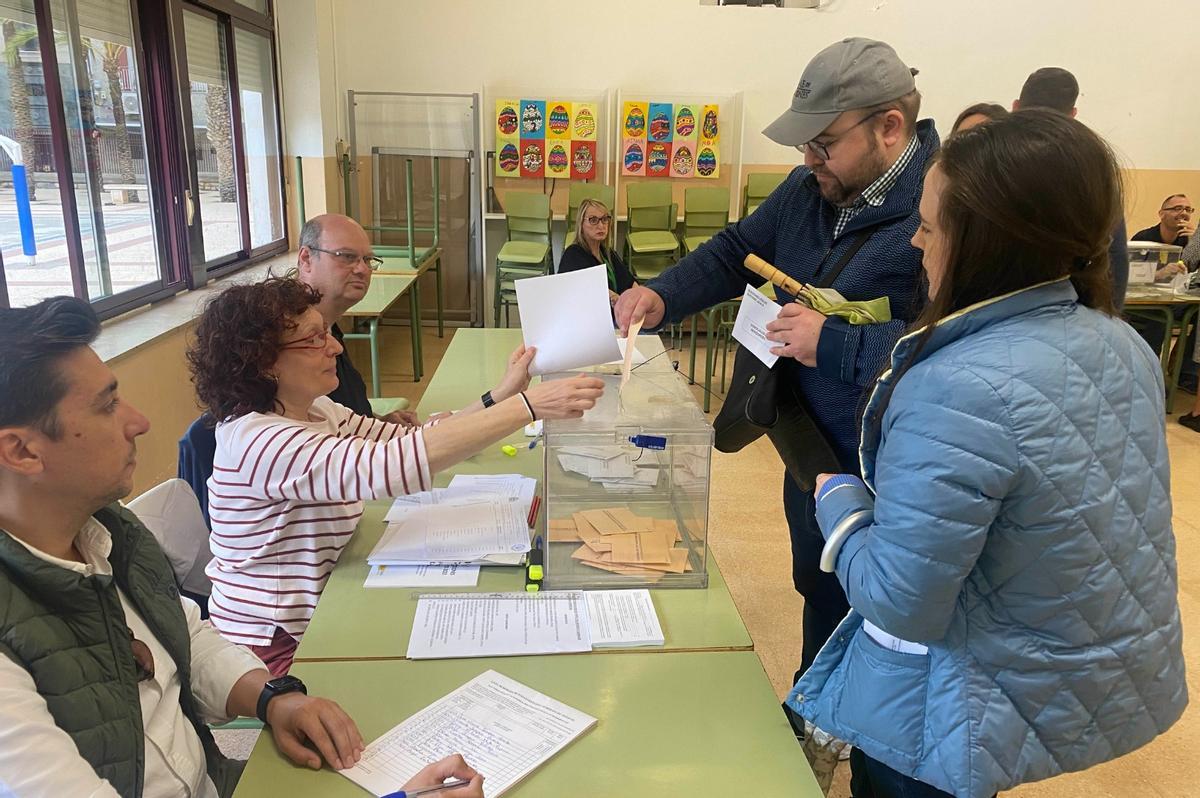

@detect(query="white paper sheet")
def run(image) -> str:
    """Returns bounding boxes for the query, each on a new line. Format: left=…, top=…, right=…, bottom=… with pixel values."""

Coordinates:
left=369, top=501, right=530, bottom=564
left=406, top=592, right=592, bottom=659
left=515, top=265, right=622, bottom=375
left=606, top=336, right=648, bottom=366
left=585, top=589, right=665, bottom=648
left=732, top=284, right=783, bottom=368
left=363, top=563, right=481, bottom=589
left=339, top=670, right=597, bottom=798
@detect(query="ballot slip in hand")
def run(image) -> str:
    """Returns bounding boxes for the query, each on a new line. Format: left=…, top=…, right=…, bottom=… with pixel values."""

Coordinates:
left=732, top=284, right=782, bottom=368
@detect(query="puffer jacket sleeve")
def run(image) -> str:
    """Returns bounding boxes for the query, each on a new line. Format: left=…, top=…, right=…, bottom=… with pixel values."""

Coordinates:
left=827, top=362, right=1020, bottom=642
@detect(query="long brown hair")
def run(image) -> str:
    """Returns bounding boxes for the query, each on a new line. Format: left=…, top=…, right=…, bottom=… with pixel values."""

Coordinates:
left=868, top=109, right=1121, bottom=428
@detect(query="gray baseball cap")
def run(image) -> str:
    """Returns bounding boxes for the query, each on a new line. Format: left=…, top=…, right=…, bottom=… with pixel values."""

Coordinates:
left=763, top=37, right=918, bottom=146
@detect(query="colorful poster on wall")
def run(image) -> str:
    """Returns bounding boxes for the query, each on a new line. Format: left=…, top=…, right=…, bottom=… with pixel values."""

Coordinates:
left=545, top=141, right=570, bottom=177
left=496, top=99, right=520, bottom=139
left=646, top=141, right=672, bottom=177
left=648, top=103, right=673, bottom=143
left=621, top=138, right=645, bottom=176
left=673, top=104, right=698, bottom=143
left=519, top=100, right=546, bottom=139
left=696, top=142, right=720, bottom=179
left=496, top=136, right=521, bottom=177
left=622, top=102, right=648, bottom=139
left=573, top=102, right=598, bottom=140
left=546, top=101, right=572, bottom=140
left=520, top=139, right=545, bottom=178
left=671, top=143, right=695, bottom=178
left=570, top=140, right=597, bottom=180
left=700, top=104, right=720, bottom=144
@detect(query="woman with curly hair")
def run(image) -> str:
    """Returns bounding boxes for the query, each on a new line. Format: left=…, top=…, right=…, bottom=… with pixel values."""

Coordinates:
left=187, top=278, right=603, bottom=674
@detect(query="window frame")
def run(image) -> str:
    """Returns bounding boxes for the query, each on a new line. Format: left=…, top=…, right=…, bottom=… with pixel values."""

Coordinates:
left=0, top=0, right=286, bottom=316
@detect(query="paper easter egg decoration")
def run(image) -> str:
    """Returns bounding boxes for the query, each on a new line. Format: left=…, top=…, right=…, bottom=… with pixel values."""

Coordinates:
left=649, top=110, right=672, bottom=142
left=623, top=141, right=644, bottom=174
left=497, top=105, right=518, bottom=136
left=548, top=104, right=571, bottom=136
left=672, top=145, right=694, bottom=177
left=624, top=106, right=646, bottom=138
left=498, top=142, right=519, bottom=174
left=675, top=106, right=696, bottom=138
left=521, top=103, right=544, bottom=135
left=546, top=143, right=569, bottom=176
left=574, top=107, right=596, bottom=139
left=697, top=146, right=717, bottom=177
left=646, top=142, right=670, bottom=176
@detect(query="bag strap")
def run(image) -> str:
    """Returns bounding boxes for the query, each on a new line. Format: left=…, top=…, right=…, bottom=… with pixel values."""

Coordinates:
left=814, top=228, right=873, bottom=289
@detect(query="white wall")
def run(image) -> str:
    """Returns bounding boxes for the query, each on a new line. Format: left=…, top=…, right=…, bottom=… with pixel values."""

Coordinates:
left=297, top=0, right=1198, bottom=171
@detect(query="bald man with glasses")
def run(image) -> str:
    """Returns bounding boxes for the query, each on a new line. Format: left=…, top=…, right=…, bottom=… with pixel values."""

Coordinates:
left=295, top=214, right=419, bottom=425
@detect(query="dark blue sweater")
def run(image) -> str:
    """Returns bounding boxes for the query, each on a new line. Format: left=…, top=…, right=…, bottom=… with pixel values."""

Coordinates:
left=650, top=119, right=940, bottom=473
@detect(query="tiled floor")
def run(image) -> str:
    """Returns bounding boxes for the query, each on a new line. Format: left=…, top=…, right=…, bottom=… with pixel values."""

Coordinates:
left=236, top=323, right=1199, bottom=796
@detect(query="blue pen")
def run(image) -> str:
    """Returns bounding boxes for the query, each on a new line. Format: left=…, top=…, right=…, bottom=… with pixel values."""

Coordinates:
left=381, top=778, right=472, bottom=798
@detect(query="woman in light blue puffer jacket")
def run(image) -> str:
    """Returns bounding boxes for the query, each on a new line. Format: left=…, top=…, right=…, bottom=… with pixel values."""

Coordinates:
left=792, top=110, right=1187, bottom=798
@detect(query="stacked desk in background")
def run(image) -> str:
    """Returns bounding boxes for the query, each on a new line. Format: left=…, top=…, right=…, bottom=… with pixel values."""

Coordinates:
left=234, top=328, right=819, bottom=797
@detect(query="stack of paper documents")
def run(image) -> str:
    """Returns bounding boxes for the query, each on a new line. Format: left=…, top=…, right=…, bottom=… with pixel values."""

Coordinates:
left=555, top=445, right=661, bottom=493
left=405, top=589, right=664, bottom=659
left=367, top=475, right=538, bottom=575
left=369, top=499, right=530, bottom=565
left=549, top=509, right=695, bottom=581
left=340, top=670, right=596, bottom=798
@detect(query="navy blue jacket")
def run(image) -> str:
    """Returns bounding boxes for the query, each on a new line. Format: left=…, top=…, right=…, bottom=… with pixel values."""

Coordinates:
left=650, top=120, right=940, bottom=471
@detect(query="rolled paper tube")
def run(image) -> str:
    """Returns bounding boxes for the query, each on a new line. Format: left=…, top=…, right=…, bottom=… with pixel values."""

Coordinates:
left=743, top=253, right=804, bottom=296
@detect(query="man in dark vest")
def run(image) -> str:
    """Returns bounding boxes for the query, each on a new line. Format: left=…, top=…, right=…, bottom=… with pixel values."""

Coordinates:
left=0, top=297, right=482, bottom=797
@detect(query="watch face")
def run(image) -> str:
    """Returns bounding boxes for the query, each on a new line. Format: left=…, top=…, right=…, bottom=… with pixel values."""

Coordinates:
left=267, top=675, right=305, bottom=692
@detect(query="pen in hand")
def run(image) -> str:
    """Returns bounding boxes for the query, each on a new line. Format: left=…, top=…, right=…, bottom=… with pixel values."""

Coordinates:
left=381, top=778, right=473, bottom=798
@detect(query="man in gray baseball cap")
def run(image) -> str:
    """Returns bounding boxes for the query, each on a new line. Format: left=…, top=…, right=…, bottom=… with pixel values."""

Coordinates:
left=615, top=37, right=939, bottom=759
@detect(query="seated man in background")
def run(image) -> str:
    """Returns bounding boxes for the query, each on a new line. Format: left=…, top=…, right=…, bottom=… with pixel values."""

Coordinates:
left=1132, top=194, right=1195, bottom=249
left=296, top=213, right=419, bottom=425
left=0, top=297, right=482, bottom=798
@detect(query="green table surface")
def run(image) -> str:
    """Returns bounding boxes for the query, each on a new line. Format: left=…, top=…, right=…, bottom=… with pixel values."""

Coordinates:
left=293, top=329, right=751, bottom=661
left=343, top=274, right=418, bottom=317
left=233, top=652, right=820, bottom=797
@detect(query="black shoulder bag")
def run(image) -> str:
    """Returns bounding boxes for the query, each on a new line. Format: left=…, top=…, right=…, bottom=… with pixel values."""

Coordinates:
left=712, top=229, right=873, bottom=492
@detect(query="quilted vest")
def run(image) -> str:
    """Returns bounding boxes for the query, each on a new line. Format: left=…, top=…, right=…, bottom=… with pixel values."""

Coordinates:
left=0, top=503, right=239, bottom=797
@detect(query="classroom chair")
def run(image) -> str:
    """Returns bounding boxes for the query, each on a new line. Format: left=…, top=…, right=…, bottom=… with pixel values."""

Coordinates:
left=564, top=182, right=616, bottom=245
left=494, top=191, right=552, bottom=327
left=743, top=172, right=787, bottom=217
left=624, top=182, right=680, bottom=283
left=682, top=186, right=731, bottom=254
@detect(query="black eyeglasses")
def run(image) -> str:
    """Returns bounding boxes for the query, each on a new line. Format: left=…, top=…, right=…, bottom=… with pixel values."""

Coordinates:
left=1163, top=205, right=1195, bottom=215
left=584, top=214, right=612, bottom=226
left=308, top=246, right=384, bottom=271
left=128, top=628, right=154, bottom=683
left=796, top=110, right=885, bottom=161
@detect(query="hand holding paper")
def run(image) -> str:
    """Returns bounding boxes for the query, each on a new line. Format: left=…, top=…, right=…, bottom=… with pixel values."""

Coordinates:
left=731, top=284, right=783, bottom=368
left=515, top=265, right=621, bottom=374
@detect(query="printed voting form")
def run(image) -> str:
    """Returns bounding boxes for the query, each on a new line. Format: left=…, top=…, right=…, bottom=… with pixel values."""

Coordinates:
left=407, top=592, right=592, bottom=659
left=339, top=670, right=596, bottom=798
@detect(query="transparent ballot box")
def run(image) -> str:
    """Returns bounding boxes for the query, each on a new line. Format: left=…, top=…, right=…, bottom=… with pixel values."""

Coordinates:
left=539, top=342, right=713, bottom=589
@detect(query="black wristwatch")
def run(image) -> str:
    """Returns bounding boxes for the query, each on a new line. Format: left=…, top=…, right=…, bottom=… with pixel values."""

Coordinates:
left=256, top=675, right=307, bottom=724
left=481, top=390, right=496, bottom=408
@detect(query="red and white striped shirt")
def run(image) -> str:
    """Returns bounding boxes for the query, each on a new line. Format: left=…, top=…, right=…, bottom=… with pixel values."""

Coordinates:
left=205, top=397, right=432, bottom=647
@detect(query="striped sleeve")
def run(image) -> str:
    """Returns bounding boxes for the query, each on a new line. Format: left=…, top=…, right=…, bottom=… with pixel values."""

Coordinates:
left=211, top=400, right=431, bottom=504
